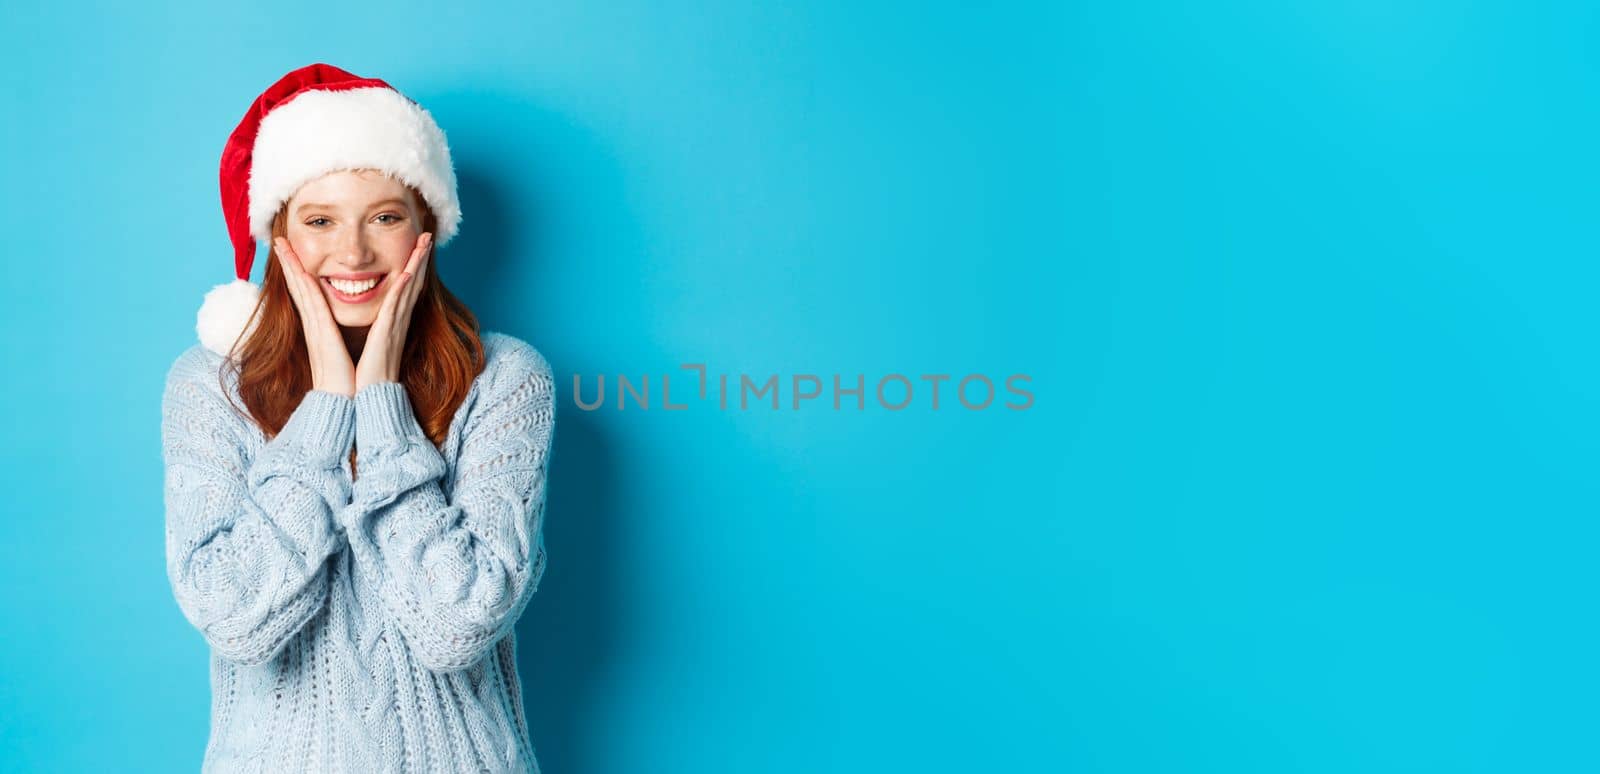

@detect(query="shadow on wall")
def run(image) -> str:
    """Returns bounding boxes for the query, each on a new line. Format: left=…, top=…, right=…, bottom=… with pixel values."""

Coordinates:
left=521, top=407, right=621, bottom=774
left=448, top=131, right=627, bottom=767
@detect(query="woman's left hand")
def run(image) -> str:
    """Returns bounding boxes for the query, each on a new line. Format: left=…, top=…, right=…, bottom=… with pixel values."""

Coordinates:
left=356, top=231, right=432, bottom=390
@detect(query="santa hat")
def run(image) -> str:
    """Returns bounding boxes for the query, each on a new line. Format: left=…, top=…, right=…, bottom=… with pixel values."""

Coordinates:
left=198, top=62, right=462, bottom=359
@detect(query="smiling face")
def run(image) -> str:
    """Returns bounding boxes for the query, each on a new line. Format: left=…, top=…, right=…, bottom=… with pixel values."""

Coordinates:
left=281, top=168, right=423, bottom=328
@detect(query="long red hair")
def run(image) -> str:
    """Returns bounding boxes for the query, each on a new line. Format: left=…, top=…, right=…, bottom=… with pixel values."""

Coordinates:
left=214, top=184, right=485, bottom=471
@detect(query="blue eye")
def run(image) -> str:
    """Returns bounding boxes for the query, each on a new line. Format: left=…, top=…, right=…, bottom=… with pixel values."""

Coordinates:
left=307, top=217, right=331, bottom=227
left=376, top=213, right=404, bottom=224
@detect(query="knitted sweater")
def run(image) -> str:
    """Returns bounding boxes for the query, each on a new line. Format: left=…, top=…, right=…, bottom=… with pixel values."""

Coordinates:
left=160, top=330, right=556, bottom=774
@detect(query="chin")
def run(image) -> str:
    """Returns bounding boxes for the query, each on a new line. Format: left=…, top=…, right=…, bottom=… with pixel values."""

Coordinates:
left=333, top=313, right=378, bottom=328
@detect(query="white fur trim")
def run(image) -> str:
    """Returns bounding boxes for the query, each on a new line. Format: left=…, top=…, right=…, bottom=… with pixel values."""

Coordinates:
left=197, top=279, right=262, bottom=359
left=248, top=86, right=461, bottom=245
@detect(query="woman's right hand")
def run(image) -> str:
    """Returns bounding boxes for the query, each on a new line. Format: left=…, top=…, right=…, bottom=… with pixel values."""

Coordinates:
left=275, top=236, right=356, bottom=398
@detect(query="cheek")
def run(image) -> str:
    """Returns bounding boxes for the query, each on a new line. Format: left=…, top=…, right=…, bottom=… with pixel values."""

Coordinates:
left=283, top=230, right=333, bottom=263
left=377, top=232, right=420, bottom=267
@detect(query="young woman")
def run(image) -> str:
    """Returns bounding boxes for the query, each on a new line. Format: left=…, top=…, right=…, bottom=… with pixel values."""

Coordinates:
left=160, top=63, right=555, bottom=773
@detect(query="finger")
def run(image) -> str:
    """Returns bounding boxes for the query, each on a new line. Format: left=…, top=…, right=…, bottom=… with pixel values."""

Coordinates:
left=405, top=237, right=430, bottom=302
left=369, top=272, right=404, bottom=347
left=401, top=270, right=420, bottom=328
left=278, top=244, right=323, bottom=348
left=405, top=252, right=427, bottom=308
left=402, top=231, right=430, bottom=278
left=412, top=232, right=431, bottom=278
left=277, top=237, right=313, bottom=301
left=387, top=233, right=429, bottom=319
left=359, top=278, right=401, bottom=377
left=389, top=276, right=415, bottom=366
left=277, top=237, right=338, bottom=333
left=377, top=275, right=408, bottom=355
left=388, top=265, right=422, bottom=341
left=380, top=266, right=407, bottom=323
left=274, top=238, right=308, bottom=309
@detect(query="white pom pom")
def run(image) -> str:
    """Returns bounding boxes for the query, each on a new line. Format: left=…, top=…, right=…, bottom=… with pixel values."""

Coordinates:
left=196, top=278, right=262, bottom=359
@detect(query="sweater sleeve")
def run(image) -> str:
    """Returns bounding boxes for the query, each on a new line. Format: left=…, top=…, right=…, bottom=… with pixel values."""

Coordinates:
left=339, top=348, right=554, bottom=673
left=161, top=349, right=356, bottom=666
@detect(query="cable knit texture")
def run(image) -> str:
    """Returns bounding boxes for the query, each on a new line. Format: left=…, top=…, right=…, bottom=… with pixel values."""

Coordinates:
left=161, top=331, right=555, bottom=773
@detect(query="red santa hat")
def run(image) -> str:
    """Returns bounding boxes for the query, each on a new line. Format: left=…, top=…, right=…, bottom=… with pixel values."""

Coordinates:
left=198, top=62, right=462, bottom=358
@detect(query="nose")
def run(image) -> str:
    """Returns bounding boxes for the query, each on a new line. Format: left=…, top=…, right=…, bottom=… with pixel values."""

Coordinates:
left=333, top=224, right=375, bottom=269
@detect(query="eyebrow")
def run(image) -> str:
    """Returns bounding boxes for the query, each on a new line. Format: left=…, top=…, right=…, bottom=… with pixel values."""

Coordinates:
left=294, top=198, right=412, bottom=214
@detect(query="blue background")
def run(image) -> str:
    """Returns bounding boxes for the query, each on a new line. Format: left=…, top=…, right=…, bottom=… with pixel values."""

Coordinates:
left=1, top=1, right=1594, bottom=772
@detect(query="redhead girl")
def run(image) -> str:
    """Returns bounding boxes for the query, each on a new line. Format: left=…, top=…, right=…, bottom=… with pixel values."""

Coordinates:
left=160, top=63, right=554, bottom=774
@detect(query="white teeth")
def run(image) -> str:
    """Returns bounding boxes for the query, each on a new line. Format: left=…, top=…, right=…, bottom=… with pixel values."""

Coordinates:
left=329, top=277, right=379, bottom=295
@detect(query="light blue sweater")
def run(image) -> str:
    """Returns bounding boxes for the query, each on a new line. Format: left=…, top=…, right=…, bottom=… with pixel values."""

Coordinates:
left=160, top=331, right=556, bottom=773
